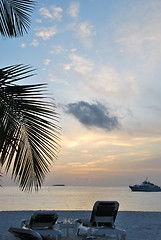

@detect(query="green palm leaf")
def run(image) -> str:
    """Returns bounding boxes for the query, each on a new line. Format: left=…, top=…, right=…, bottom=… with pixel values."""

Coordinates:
left=0, top=0, right=35, bottom=37
left=0, top=64, right=60, bottom=191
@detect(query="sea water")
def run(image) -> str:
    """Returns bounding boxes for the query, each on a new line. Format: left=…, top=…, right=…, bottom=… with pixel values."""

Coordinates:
left=0, top=186, right=161, bottom=211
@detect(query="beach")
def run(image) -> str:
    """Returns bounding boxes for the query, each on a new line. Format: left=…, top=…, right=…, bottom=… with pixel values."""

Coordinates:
left=0, top=210, right=161, bottom=240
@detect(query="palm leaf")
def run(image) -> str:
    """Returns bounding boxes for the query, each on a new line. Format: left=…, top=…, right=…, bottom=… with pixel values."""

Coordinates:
left=0, top=64, right=60, bottom=191
left=0, top=0, right=35, bottom=37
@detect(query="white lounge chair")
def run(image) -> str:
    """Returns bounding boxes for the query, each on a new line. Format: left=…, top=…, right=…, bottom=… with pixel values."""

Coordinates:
left=21, top=210, right=61, bottom=240
left=76, top=201, right=126, bottom=240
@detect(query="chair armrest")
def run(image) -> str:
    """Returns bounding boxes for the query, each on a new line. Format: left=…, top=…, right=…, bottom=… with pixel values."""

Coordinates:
left=76, top=219, right=88, bottom=223
left=21, top=219, right=30, bottom=228
left=76, top=219, right=91, bottom=227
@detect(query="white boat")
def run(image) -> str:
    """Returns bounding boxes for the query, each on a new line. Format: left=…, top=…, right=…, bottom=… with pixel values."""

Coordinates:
left=129, top=178, right=161, bottom=192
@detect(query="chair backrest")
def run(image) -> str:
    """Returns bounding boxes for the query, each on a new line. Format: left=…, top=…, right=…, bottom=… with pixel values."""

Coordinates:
left=29, top=211, right=58, bottom=229
left=90, top=201, right=119, bottom=227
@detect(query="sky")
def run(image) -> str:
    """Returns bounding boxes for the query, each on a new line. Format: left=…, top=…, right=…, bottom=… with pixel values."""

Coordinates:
left=1, top=0, right=161, bottom=187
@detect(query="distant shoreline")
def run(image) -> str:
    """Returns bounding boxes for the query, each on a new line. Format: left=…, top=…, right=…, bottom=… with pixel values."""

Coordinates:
left=52, top=184, right=65, bottom=186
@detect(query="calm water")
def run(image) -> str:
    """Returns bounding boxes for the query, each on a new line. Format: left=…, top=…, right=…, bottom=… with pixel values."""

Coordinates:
left=0, top=186, right=161, bottom=211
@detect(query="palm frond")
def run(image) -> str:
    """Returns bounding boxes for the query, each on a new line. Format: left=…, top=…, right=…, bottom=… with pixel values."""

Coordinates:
left=0, top=64, right=61, bottom=191
left=0, top=0, right=36, bottom=37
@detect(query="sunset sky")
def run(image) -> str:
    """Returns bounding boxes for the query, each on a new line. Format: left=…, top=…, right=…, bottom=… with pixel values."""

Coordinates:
left=1, top=0, right=161, bottom=187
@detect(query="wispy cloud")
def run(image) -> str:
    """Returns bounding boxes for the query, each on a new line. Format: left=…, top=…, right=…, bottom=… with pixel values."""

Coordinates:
left=69, top=53, right=94, bottom=75
left=68, top=21, right=95, bottom=47
left=43, top=59, right=51, bottom=65
left=67, top=1, right=80, bottom=18
left=51, top=6, right=63, bottom=21
left=39, top=6, right=63, bottom=21
left=31, top=39, right=39, bottom=47
left=79, top=22, right=94, bottom=35
left=35, top=27, right=57, bottom=40
left=39, top=7, right=53, bottom=19
left=64, top=101, right=120, bottom=131
left=77, top=21, right=95, bottom=47
left=50, top=44, right=66, bottom=55
left=114, top=1, right=161, bottom=73
left=65, top=53, right=138, bottom=103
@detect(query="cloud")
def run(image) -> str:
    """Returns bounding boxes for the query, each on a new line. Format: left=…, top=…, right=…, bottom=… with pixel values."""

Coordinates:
left=50, top=6, right=63, bottom=21
left=35, top=27, right=57, bottom=40
left=76, top=21, right=95, bottom=47
left=67, top=2, right=80, bottom=18
left=35, top=18, right=42, bottom=23
left=78, top=22, right=94, bottom=36
left=114, top=1, right=161, bottom=71
left=64, top=101, right=120, bottom=131
left=69, top=53, right=94, bottom=75
left=68, top=21, right=95, bottom=47
left=20, top=43, right=26, bottom=48
left=39, top=6, right=63, bottom=21
left=31, top=39, right=39, bottom=47
left=43, top=59, right=51, bottom=65
left=50, top=44, right=65, bottom=55
left=65, top=53, right=138, bottom=103
left=39, top=7, right=53, bottom=19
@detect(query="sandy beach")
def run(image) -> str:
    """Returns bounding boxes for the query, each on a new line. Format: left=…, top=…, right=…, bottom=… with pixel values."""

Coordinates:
left=0, top=210, right=161, bottom=240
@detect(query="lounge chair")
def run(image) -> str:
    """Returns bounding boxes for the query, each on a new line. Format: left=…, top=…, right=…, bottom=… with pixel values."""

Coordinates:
left=21, top=210, right=61, bottom=240
left=2, top=227, right=43, bottom=240
left=8, top=227, right=43, bottom=240
left=76, top=201, right=126, bottom=240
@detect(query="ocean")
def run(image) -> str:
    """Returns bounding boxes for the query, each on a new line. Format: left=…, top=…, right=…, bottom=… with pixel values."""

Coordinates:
left=1, top=186, right=161, bottom=212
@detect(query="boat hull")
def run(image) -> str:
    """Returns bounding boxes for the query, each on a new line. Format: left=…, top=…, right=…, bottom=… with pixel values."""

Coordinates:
left=129, top=186, right=161, bottom=192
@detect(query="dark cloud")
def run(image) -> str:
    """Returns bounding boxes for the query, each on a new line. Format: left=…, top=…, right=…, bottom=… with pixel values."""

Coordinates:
left=64, top=101, right=120, bottom=131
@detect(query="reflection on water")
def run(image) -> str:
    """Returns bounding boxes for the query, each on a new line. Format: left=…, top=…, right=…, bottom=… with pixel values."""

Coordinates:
left=0, top=186, right=161, bottom=211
